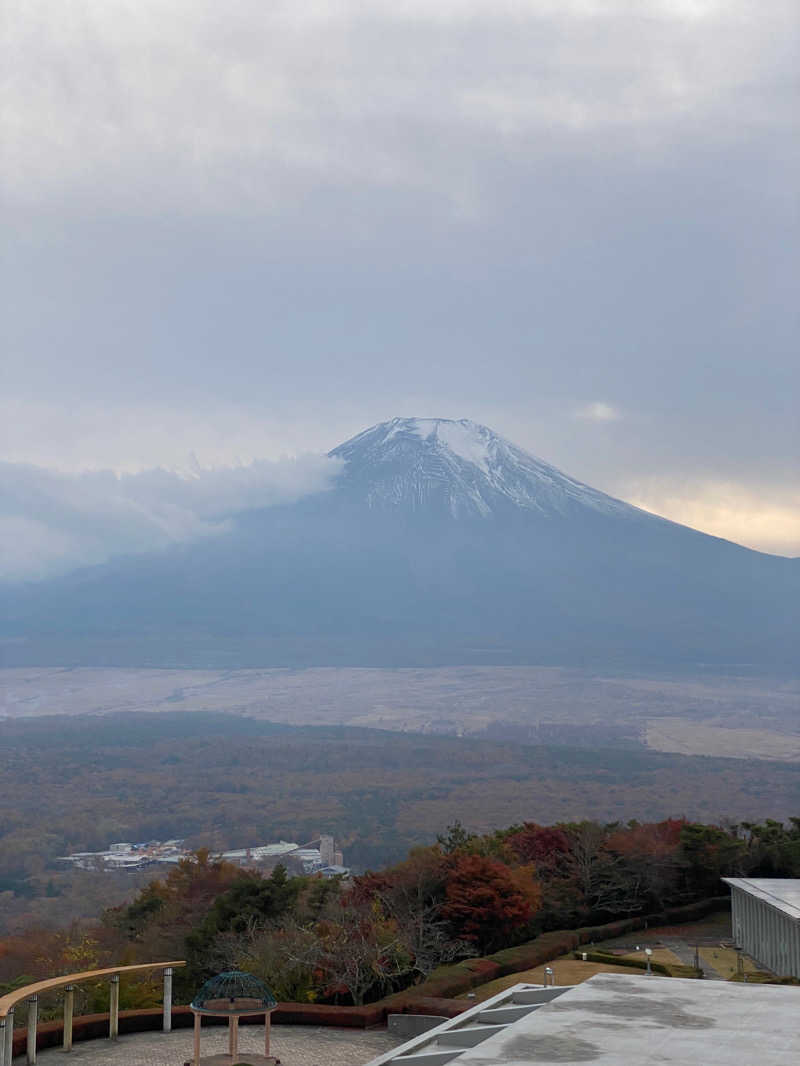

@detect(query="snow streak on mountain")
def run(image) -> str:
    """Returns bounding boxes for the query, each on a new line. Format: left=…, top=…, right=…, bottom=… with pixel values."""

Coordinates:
left=330, top=417, right=637, bottom=521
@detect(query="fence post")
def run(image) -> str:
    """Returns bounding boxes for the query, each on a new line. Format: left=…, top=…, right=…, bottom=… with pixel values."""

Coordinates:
left=193, top=1012, right=201, bottom=1066
left=2, top=1010, right=12, bottom=1066
left=0, top=1015, right=6, bottom=1066
left=109, top=975, right=120, bottom=1041
left=163, top=967, right=173, bottom=1033
left=63, top=986, right=75, bottom=1051
left=27, top=996, right=38, bottom=1065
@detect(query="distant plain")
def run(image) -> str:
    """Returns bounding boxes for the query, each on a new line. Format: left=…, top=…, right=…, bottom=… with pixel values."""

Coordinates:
left=2, top=665, right=798, bottom=761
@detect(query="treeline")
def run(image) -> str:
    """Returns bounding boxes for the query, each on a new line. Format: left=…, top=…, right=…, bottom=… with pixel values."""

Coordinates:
left=6, top=711, right=800, bottom=896
left=3, top=816, right=800, bottom=1010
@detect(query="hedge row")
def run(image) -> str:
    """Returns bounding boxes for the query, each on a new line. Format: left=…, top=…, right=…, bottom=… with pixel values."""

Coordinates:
left=387, top=895, right=729, bottom=1006
left=728, top=973, right=800, bottom=986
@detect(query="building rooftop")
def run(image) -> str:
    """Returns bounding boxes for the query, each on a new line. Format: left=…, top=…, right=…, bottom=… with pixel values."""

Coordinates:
left=723, top=878, right=800, bottom=921
left=367, top=974, right=800, bottom=1066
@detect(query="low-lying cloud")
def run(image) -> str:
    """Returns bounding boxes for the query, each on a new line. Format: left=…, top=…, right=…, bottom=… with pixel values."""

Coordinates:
left=575, top=402, right=621, bottom=423
left=0, top=454, right=342, bottom=581
left=625, top=479, right=800, bottom=558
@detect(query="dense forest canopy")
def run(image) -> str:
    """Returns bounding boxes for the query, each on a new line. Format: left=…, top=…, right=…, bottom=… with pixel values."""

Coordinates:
left=4, top=711, right=800, bottom=934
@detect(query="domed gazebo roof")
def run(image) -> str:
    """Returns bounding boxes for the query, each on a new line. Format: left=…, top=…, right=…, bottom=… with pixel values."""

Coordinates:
left=190, top=971, right=277, bottom=1016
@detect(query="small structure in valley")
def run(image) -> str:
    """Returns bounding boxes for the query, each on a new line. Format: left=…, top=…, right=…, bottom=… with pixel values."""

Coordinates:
left=189, top=971, right=277, bottom=1065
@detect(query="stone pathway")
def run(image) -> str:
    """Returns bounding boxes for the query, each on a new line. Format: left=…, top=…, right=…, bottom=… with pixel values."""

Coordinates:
left=660, top=937, right=724, bottom=979
left=33, top=1025, right=398, bottom=1066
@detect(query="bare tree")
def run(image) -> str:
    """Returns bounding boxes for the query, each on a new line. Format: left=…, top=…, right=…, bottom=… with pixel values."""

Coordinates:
left=212, top=917, right=322, bottom=1002
left=564, top=822, right=645, bottom=915
left=365, top=851, right=474, bottom=978
left=376, top=892, right=474, bottom=978
left=313, top=902, right=409, bottom=1006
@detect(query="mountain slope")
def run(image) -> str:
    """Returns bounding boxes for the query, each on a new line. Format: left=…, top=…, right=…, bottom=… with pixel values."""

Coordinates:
left=2, top=418, right=798, bottom=671
left=330, top=417, right=638, bottom=520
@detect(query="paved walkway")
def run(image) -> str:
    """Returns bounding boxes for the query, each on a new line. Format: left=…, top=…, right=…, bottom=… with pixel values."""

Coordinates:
left=660, top=936, right=724, bottom=979
left=33, top=1025, right=397, bottom=1066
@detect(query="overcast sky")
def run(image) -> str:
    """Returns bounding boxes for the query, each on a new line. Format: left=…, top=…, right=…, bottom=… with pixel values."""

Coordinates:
left=2, top=0, right=798, bottom=572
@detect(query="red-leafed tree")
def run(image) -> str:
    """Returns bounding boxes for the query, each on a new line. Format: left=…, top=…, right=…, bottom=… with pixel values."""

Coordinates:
left=441, top=855, right=540, bottom=953
left=605, top=819, right=685, bottom=860
left=603, top=819, right=687, bottom=911
left=351, top=847, right=469, bottom=978
left=507, top=823, right=571, bottom=870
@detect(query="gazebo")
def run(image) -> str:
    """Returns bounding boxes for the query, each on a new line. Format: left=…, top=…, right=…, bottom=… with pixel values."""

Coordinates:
left=189, top=971, right=277, bottom=1065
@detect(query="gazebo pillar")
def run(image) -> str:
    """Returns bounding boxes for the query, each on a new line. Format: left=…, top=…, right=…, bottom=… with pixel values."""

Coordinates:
left=192, top=1011, right=201, bottom=1066
left=190, top=971, right=277, bottom=1063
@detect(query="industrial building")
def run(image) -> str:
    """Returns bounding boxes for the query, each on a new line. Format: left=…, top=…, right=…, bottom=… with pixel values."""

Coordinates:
left=366, top=973, right=800, bottom=1066
left=56, top=834, right=346, bottom=876
left=723, top=877, right=800, bottom=979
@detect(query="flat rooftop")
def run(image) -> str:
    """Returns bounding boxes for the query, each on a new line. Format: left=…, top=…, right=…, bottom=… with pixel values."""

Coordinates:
left=454, top=974, right=800, bottom=1065
left=723, top=878, right=800, bottom=921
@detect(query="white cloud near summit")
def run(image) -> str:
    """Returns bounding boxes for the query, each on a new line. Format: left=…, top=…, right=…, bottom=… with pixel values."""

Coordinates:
left=0, top=455, right=342, bottom=581
left=576, top=403, right=621, bottom=423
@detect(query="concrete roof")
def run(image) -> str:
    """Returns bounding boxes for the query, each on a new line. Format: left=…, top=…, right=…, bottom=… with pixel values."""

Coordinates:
left=453, top=974, right=800, bottom=1065
left=723, top=878, right=800, bottom=922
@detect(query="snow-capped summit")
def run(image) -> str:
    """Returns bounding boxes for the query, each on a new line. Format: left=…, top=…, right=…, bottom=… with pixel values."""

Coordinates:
left=330, top=417, right=636, bottom=520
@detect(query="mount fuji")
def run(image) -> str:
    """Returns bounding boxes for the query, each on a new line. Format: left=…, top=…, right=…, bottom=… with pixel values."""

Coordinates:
left=2, top=418, right=798, bottom=670
left=330, top=417, right=637, bottom=520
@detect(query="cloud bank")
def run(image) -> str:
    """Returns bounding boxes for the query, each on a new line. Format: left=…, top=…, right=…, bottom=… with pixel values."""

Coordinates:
left=2, top=1, right=797, bottom=558
left=0, top=454, right=342, bottom=581
left=4, top=1, right=794, bottom=215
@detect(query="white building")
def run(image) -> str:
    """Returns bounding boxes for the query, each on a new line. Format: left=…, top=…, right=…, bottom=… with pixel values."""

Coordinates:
left=291, top=847, right=323, bottom=873
left=723, top=877, right=800, bottom=978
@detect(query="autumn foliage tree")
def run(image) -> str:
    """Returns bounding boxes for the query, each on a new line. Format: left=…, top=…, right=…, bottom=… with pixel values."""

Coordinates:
left=441, top=854, right=540, bottom=954
left=507, top=823, right=571, bottom=870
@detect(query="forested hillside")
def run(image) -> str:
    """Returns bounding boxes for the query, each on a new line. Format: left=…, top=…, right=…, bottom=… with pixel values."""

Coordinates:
left=3, top=712, right=800, bottom=933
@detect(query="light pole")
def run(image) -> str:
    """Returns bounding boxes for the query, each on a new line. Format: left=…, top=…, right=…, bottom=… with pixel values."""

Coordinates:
left=644, top=948, right=653, bottom=975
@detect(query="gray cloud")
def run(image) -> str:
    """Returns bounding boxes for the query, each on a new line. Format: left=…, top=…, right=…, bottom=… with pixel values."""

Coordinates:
left=2, top=1, right=797, bottom=554
left=0, top=455, right=341, bottom=580
left=4, top=2, right=794, bottom=212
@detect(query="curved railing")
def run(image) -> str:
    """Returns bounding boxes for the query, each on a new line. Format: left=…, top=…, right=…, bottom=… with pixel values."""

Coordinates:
left=0, top=961, right=185, bottom=1066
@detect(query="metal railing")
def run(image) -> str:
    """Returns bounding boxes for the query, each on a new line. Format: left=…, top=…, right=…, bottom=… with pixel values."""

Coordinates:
left=0, top=961, right=185, bottom=1066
